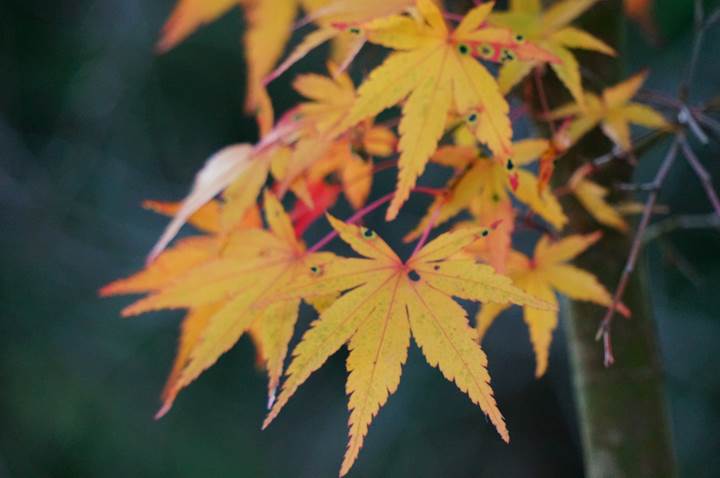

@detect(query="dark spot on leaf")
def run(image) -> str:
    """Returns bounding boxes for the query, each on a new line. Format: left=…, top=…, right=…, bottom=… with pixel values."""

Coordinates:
left=500, top=49, right=516, bottom=63
left=506, top=158, right=515, bottom=170
left=467, top=112, right=478, bottom=123
left=457, top=43, right=469, bottom=55
left=362, top=228, right=376, bottom=239
left=408, top=270, right=421, bottom=282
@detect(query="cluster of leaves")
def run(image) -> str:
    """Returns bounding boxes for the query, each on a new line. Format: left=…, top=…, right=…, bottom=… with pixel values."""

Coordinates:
left=103, top=0, right=671, bottom=474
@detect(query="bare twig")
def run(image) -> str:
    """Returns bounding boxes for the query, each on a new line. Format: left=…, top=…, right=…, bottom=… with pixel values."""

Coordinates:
left=643, top=213, right=720, bottom=243
left=694, top=111, right=720, bottom=139
left=595, top=139, right=680, bottom=366
left=680, top=0, right=706, bottom=101
left=615, top=181, right=660, bottom=192
left=658, top=239, right=705, bottom=287
left=708, top=7, right=720, bottom=27
left=678, top=106, right=709, bottom=144
left=517, top=209, right=559, bottom=239
left=638, top=90, right=684, bottom=110
left=534, top=66, right=557, bottom=135
left=678, top=136, right=720, bottom=216
left=306, top=187, right=443, bottom=253
left=410, top=204, right=442, bottom=258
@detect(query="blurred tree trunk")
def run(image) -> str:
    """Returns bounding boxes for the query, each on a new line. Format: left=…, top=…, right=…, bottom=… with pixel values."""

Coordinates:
left=545, top=1, right=678, bottom=476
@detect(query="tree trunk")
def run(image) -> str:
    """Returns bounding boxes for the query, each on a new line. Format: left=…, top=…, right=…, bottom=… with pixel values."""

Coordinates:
left=547, top=1, right=678, bottom=476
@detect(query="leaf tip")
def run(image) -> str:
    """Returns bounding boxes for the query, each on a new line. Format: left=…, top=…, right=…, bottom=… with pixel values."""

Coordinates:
left=154, top=402, right=172, bottom=420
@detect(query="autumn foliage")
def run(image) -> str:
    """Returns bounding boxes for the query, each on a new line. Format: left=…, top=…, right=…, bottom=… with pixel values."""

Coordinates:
left=101, top=0, right=672, bottom=475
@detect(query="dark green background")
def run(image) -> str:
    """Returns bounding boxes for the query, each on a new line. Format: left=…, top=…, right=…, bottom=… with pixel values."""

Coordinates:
left=1, top=0, right=719, bottom=476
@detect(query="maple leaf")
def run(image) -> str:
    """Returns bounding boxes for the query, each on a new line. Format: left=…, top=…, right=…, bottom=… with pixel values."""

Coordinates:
left=294, top=64, right=396, bottom=209
left=406, top=138, right=567, bottom=240
left=334, top=0, right=518, bottom=220
left=490, top=0, right=616, bottom=104
left=624, top=0, right=657, bottom=38
left=548, top=71, right=669, bottom=152
left=155, top=0, right=243, bottom=54
left=293, top=62, right=358, bottom=135
left=307, top=142, right=374, bottom=209
left=118, top=191, right=333, bottom=413
left=306, top=121, right=395, bottom=211
left=146, top=143, right=256, bottom=261
left=142, top=199, right=222, bottom=234
left=154, top=0, right=344, bottom=124
left=475, top=233, right=629, bottom=377
left=147, top=69, right=355, bottom=262
left=573, top=179, right=629, bottom=232
left=100, top=236, right=221, bottom=298
left=242, top=0, right=341, bottom=116
left=458, top=198, right=516, bottom=274
left=261, top=216, right=555, bottom=476
left=290, top=180, right=342, bottom=236
left=265, top=0, right=416, bottom=84
left=100, top=201, right=262, bottom=298
left=101, top=200, right=263, bottom=414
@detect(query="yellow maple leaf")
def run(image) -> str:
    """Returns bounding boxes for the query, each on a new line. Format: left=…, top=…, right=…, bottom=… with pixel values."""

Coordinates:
left=244, top=0, right=396, bottom=117
left=292, top=63, right=396, bottom=209
left=261, top=216, right=555, bottom=476
left=101, top=199, right=265, bottom=413
left=100, top=201, right=262, bottom=298
left=100, top=236, right=221, bottom=298
left=334, top=0, right=519, bottom=220
left=293, top=62, right=357, bottom=135
left=573, top=179, right=629, bottom=232
left=116, top=191, right=333, bottom=413
left=406, top=138, right=567, bottom=239
left=490, top=0, right=616, bottom=103
left=549, top=71, right=670, bottom=151
left=475, top=233, right=629, bottom=377
left=157, top=303, right=221, bottom=417
left=265, top=0, right=416, bottom=84
left=154, top=0, right=340, bottom=123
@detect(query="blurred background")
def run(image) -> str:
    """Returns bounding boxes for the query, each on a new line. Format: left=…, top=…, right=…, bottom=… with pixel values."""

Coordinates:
left=1, top=0, right=719, bottom=476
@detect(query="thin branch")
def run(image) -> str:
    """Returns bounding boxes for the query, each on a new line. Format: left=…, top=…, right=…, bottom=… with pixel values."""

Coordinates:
left=643, top=213, right=720, bottom=243
left=307, top=192, right=393, bottom=253
left=596, top=139, right=680, bottom=367
left=678, top=136, right=720, bottom=216
left=520, top=210, right=559, bottom=239
left=678, top=106, right=709, bottom=144
left=534, top=66, right=557, bottom=135
left=615, top=181, right=660, bottom=192
left=694, top=111, right=720, bottom=139
left=410, top=204, right=442, bottom=258
left=306, top=187, right=442, bottom=253
left=708, top=7, right=720, bottom=27
left=637, top=90, right=684, bottom=110
left=679, top=0, right=706, bottom=101
left=658, top=238, right=705, bottom=287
